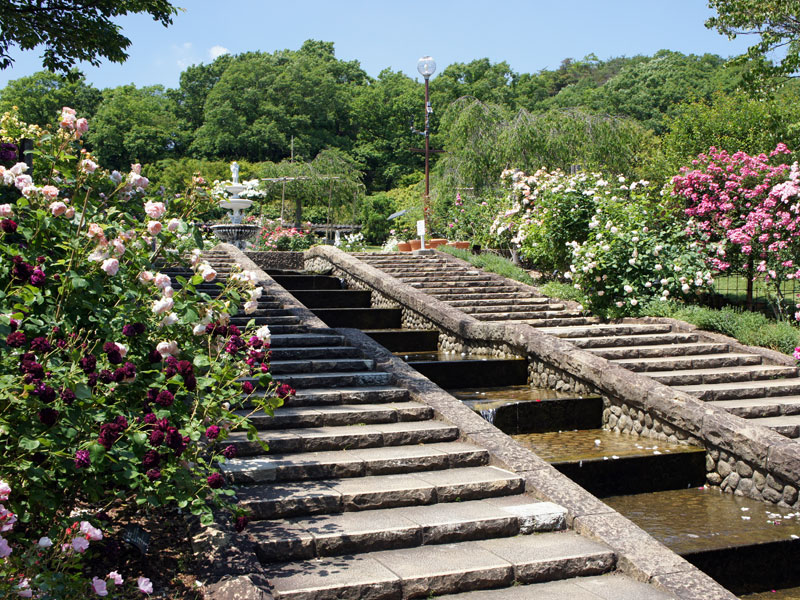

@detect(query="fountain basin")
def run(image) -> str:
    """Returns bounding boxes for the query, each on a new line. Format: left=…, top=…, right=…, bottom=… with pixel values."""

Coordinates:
left=210, top=224, right=261, bottom=249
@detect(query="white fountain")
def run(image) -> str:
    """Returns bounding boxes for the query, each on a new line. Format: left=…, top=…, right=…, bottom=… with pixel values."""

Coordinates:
left=211, top=162, right=261, bottom=249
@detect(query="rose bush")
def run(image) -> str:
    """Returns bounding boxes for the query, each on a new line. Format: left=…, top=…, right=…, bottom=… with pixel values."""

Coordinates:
left=674, top=145, right=800, bottom=322
left=0, top=108, right=286, bottom=597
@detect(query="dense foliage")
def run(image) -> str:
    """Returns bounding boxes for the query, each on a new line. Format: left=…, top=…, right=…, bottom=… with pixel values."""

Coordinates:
left=0, top=108, right=286, bottom=597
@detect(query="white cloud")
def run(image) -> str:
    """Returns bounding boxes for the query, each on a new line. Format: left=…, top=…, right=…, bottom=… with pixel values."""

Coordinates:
left=209, top=45, right=230, bottom=60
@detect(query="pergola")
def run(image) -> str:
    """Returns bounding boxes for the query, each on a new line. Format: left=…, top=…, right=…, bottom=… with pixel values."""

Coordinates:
left=261, top=176, right=353, bottom=238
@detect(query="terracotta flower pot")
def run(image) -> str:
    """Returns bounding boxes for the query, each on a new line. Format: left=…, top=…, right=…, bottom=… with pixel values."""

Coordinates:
left=450, top=241, right=470, bottom=250
left=409, top=239, right=422, bottom=250
left=397, top=241, right=412, bottom=252
left=428, top=238, right=447, bottom=249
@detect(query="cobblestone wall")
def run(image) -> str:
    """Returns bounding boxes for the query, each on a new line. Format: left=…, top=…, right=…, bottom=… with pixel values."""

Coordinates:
left=246, top=251, right=304, bottom=271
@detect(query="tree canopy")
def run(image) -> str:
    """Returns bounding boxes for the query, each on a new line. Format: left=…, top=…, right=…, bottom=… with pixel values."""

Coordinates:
left=707, top=0, right=800, bottom=89
left=0, top=0, right=179, bottom=75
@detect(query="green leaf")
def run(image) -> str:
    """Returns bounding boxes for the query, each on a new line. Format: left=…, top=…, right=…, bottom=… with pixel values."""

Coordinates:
left=19, top=437, right=40, bottom=451
left=74, top=383, right=92, bottom=399
left=193, top=355, right=211, bottom=368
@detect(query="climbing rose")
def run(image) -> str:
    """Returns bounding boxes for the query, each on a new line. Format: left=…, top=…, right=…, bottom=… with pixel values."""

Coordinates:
left=147, top=221, right=162, bottom=235
left=1, top=218, right=17, bottom=233
left=222, top=445, right=237, bottom=459
left=137, top=576, right=153, bottom=594
left=156, top=340, right=178, bottom=358
left=0, top=535, right=11, bottom=557
left=101, top=258, right=119, bottom=276
left=205, top=425, right=220, bottom=440
left=38, top=537, right=52, bottom=548
left=0, top=204, right=12, bottom=217
left=108, top=571, right=123, bottom=586
left=167, top=218, right=180, bottom=232
left=91, top=577, right=108, bottom=596
left=74, top=450, right=91, bottom=469
left=153, top=273, right=171, bottom=289
left=255, top=325, right=271, bottom=344
left=71, top=536, right=89, bottom=553
left=144, top=201, right=165, bottom=219
left=207, top=472, right=224, bottom=489
left=80, top=521, right=103, bottom=541
left=152, top=296, right=174, bottom=315
left=49, top=201, right=67, bottom=216
left=794, top=347, right=800, bottom=361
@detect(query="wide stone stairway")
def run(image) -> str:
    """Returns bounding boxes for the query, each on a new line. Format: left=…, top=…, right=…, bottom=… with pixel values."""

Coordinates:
left=354, top=252, right=800, bottom=439
left=165, top=250, right=677, bottom=599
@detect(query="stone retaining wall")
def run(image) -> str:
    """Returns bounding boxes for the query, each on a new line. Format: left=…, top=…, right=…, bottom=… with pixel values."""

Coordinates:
left=245, top=251, right=304, bottom=271
left=306, top=246, right=800, bottom=510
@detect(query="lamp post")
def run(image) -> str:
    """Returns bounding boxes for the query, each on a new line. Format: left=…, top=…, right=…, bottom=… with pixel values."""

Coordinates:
left=417, top=55, right=436, bottom=230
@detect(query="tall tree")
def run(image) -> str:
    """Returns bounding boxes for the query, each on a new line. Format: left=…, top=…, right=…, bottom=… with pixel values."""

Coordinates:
left=707, top=0, right=800, bottom=89
left=191, top=41, right=368, bottom=163
left=0, top=70, right=101, bottom=126
left=88, top=84, right=183, bottom=169
left=0, top=0, right=178, bottom=75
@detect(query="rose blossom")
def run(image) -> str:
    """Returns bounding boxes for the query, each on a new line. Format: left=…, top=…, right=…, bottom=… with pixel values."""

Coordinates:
left=80, top=521, right=103, bottom=541
left=152, top=296, right=174, bottom=315
left=199, top=264, right=216, bottom=282
left=71, top=536, right=89, bottom=553
left=147, top=221, right=162, bottom=235
left=144, top=201, right=166, bottom=219
left=0, top=204, right=12, bottom=217
left=255, top=325, right=271, bottom=344
left=0, top=535, right=11, bottom=557
left=154, top=273, right=171, bottom=289
left=101, top=258, right=119, bottom=276
left=156, top=340, right=179, bottom=358
left=137, top=576, right=153, bottom=594
left=38, top=537, right=52, bottom=548
left=107, top=571, right=123, bottom=586
left=160, top=313, right=178, bottom=327
left=49, top=201, right=67, bottom=216
left=167, top=218, right=181, bottom=232
left=92, top=577, right=108, bottom=596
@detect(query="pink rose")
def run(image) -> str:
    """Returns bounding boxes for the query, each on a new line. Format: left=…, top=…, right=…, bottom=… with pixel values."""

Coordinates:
left=79, top=520, right=103, bottom=541
left=154, top=273, right=171, bottom=289
left=138, top=271, right=154, bottom=284
left=76, top=118, right=89, bottom=135
left=147, top=221, right=162, bottom=235
left=49, top=201, right=67, bottom=216
left=0, top=204, right=12, bottom=218
left=71, top=536, right=89, bottom=553
left=9, top=163, right=27, bottom=176
left=794, top=347, right=800, bottom=361
left=0, top=480, right=9, bottom=501
left=156, top=340, right=179, bottom=358
left=101, top=258, right=119, bottom=276
left=152, top=297, right=174, bottom=315
left=64, top=207, right=75, bottom=218
left=91, top=577, right=108, bottom=596
left=137, top=576, right=153, bottom=594
left=162, top=286, right=174, bottom=298
left=81, top=159, right=98, bottom=173
left=107, top=571, right=123, bottom=586
left=199, top=265, right=217, bottom=282
left=144, top=201, right=166, bottom=219
left=0, top=535, right=11, bottom=557
left=41, top=185, right=59, bottom=199
left=167, top=218, right=180, bottom=233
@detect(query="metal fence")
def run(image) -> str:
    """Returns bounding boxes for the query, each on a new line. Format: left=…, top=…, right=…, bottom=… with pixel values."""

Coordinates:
left=705, top=271, right=799, bottom=318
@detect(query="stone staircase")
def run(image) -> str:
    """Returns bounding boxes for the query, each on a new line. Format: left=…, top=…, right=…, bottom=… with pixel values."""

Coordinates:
left=353, top=252, right=800, bottom=438
left=163, top=250, right=676, bottom=600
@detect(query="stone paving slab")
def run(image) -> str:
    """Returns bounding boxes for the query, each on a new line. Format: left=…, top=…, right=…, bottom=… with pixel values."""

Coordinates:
left=439, top=573, right=676, bottom=598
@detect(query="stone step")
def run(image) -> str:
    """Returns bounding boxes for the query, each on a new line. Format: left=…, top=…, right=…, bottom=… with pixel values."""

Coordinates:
left=251, top=495, right=567, bottom=562
left=270, top=333, right=346, bottom=348
left=588, top=342, right=731, bottom=360
left=224, top=442, right=490, bottom=484
left=709, top=396, right=800, bottom=419
left=272, top=274, right=343, bottom=290
left=270, top=358, right=375, bottom=375
left=515, top=316, right=602, bottom=328
left=262, top=531, right=615, bottom=599
left=647, top=364, right=798, bottom=387
left=269, top=346, right=363, bottom=361
left=230, top=315, right=300, bottom=326
left=439, top=574, right=673, bottom=599
left=363, top=329, right=439, bottom=353
left=540, top=323, right=674, bottom=338
left=470, top=309, right=581, bottom=321
left=290, top=289, right=372, bottom=308
left=568, top=332, right=701, bottom=349
left=447, top=298, right=551, bottom=308
left=236, top=465, right=525, bottom=519
left=280, top=386, right=411, bottom=408
left=311, top=307, right=401, bottom=329
left=612, top=352, right=763, bottom=373
left=239, top=401, right=434, bottom=429
left=748, top=414, right=800, bottom=438
left=677, top=377, right=800, bottom=401
left=413, top=282, right=520, bottom=292
left=259, top=324, right=308, bottom=335
left=229, top=420, right=460, bottom=455
left=400, top=276, right=498, bottom=284
left=435, top=292, right=531, bottom=301
left=247, top=370, right=394, bottom=389
left=457, top=302, right=565, bottom=313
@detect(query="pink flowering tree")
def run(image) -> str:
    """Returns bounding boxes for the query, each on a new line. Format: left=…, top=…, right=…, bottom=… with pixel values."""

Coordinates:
left=0, top=108, right=288, bottom=597
left=674, top=145, right=800, bottom=321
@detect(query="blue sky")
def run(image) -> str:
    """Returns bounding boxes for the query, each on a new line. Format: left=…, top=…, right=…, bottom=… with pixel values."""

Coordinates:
left=1, top=0, right=756, bottom=89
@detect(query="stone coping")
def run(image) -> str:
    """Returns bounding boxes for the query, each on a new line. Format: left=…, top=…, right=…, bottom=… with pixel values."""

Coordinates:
left=334, top=326, right=734, bottom=600
left=306, top=246, right=800, bottom=492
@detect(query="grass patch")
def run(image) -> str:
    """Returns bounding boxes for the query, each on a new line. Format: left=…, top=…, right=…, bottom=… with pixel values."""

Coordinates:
left=438, top=246, right=537, bottom=286
left=643, top=300, right=800, bottom=356
left=539, top=280, right=586, bottom=304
